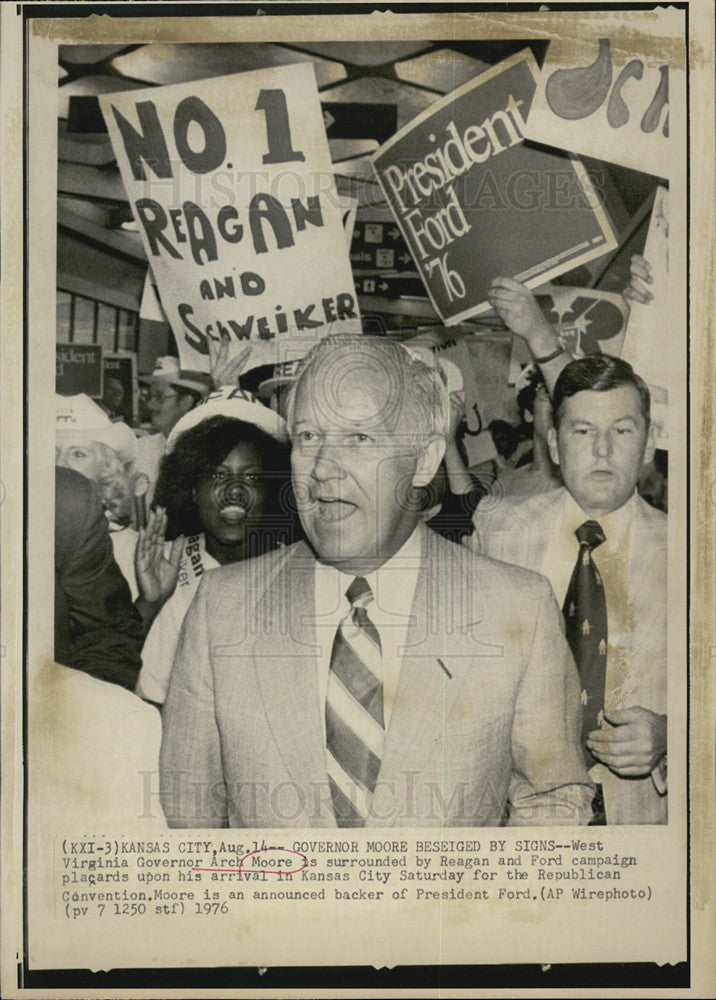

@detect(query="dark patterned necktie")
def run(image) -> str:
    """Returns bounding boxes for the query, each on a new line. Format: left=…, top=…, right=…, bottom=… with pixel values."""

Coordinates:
left=562, top=520, right=608, bottom=769
left=326, top=577, right=385, bottom=827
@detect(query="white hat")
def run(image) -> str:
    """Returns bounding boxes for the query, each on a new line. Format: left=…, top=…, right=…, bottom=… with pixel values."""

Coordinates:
left=255, top=337, right=326, bottom=398
left=257, top=358, right=305, bottom=398
left=150, top=356, right=213, bottom=396
left=55, top=394, right=137, bottom=464
left=166, top=385, right=288, bottom=451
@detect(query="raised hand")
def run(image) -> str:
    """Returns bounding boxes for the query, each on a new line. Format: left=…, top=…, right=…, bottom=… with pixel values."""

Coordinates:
left=134, top=507, right=184, bottom=609
left=207, top=333, right=253, bottom=389
left=487, top=276, right=555, bottom=344
left=622, top=254, right=654, bottom=305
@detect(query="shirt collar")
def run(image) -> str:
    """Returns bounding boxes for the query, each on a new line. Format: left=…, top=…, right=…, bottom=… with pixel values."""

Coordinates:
left=561, top=489, right=636, bottom=551
left=314, top=526, right=422, bottom=613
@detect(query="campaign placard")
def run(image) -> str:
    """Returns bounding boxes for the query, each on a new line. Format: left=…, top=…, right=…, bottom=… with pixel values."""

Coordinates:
left=372, top=49, right=617, bottom=325
left=524, top=31, right=682, bottom=180
left=56, top=343, right=103, bottom=398
left=102, top=352, right=137, bottom=424
left=100, top=63, right=360, bottom=372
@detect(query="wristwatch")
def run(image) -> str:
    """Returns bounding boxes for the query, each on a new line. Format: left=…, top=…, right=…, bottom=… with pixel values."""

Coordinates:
left=532, top=345, right=565, bottom=365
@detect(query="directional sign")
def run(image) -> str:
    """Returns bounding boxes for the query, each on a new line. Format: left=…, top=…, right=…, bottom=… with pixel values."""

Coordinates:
left=355, top=275, right=428, bottom=298
left=350, top=246, right=416, bottom=271
left=351, top=222, right=405, bottom=247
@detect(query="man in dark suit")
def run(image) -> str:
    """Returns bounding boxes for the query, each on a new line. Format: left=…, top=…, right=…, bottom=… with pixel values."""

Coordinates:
left=468, top=355, right=667, bottom=824
left=160, top=336, right=592, bottom=828
left=55, top=466, right=143, bottom=689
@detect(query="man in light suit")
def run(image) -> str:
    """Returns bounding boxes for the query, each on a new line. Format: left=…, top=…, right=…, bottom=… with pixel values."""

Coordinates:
left=160, top=336, right=592, bottom=828
left=468, top=355, right=667, bottom=824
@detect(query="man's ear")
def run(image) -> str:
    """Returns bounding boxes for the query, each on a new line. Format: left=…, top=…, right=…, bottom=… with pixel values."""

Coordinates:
left=547, top=426, right=560, bottom=466
left=412, top=436, right=446, bottom=488
left=642, top=422, right=656, bottom=468
left=178, top=393, right=196, bottom=417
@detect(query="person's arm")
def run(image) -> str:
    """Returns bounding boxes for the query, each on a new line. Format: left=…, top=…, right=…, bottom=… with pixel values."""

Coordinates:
left=134, top=507, right=184, bottom=633
left=488, top=277, right=571, bottom=395
left=60, top=478, right=144, bottom=690
left=506, top=576, right=594, bottom=826
left=160, top=575, right=229, bottom=827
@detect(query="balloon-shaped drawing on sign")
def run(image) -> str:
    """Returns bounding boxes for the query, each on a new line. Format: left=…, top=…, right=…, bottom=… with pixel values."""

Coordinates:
left=544, top=38, right=669, bottom=138
left=545, top=38, right=614, bottom=120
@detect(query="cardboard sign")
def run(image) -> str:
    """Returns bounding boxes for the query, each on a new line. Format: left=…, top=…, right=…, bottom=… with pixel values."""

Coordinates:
left=525, top=34, right=681, bottom=180
left=100, top=63, right=360, bottom=373
left=406, top=328, right=497, bottom=465
left=507, top=284, right=630, bottom=382
left=56, top=343, right=103, bottom=398
left=372, top=49, right=616, bottom=325
left=102, top=353, right=137, bottom=424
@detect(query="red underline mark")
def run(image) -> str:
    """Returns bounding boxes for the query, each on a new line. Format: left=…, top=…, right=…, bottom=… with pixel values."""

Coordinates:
left=193, top=847, right=308, bottom=875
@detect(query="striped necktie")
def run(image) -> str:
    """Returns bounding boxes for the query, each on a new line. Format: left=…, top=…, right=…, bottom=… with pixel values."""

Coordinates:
left=562, top=520, right=608, bottom=769
left=326, top=577, right=385, bottom=827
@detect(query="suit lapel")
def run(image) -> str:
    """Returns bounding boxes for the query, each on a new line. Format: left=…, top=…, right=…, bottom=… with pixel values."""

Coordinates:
left=250, top=543, right=335, bottom=826
left=371, top=529, right=477, bottom=826
left=486, top=489, right=564, bottom=573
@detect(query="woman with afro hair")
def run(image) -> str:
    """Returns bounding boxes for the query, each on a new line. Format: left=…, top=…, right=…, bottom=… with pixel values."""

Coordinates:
left=135, top=395, right=296, bottom=705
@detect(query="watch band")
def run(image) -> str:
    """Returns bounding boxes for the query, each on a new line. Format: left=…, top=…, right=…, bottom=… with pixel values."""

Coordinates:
left=532, top=345, right=565, bottom=365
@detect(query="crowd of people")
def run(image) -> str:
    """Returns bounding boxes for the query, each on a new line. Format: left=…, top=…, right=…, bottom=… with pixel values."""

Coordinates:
left=52, top=265, right=668, bottom=828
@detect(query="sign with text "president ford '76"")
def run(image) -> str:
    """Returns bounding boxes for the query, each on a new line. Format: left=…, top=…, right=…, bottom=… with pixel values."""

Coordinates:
left=372, top=49, right=617, bottom=325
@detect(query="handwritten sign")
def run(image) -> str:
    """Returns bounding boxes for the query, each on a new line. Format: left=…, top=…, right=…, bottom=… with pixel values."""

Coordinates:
left=524, top=34, right=681, bottom=179
left=508, top=284, right=630, bottom=383
left=56, top=343, right=103, bottom=398
left=372, top=49, right=616, bottom=325
left=100, top=63, right=360, bottom=372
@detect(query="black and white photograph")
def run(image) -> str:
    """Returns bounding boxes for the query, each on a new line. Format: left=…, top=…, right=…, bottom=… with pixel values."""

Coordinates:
left=1, top=1, right=713, bottom=996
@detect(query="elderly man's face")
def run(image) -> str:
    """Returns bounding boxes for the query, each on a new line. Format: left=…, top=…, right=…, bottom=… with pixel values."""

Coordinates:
left=290, top=348, right=439, bottom=573
left=549, top=384, right=654, bottom=517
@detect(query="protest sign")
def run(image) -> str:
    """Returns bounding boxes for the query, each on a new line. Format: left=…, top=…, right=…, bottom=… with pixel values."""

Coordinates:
left=407, top=327, right=498, bottom=465
left=102, top=352, right=136, bottom=424
left=524, top=31, right=682, bottom=180
left=100, top=63, right=360, bottom=373
left=372, top=49, right=616, bottom=325
left=507, top=283, right=629, bottom=381
left=55, top=343, right=103, bottom=398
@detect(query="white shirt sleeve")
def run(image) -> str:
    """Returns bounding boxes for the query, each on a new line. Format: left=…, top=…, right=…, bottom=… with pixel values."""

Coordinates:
left=135, top=592, right=186, bottom=705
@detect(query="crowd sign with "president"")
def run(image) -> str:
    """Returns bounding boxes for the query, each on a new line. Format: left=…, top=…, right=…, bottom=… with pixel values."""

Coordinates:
left=100, top=63, right=360, bottom=372
left=372, top=50, right=617, bottom=325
